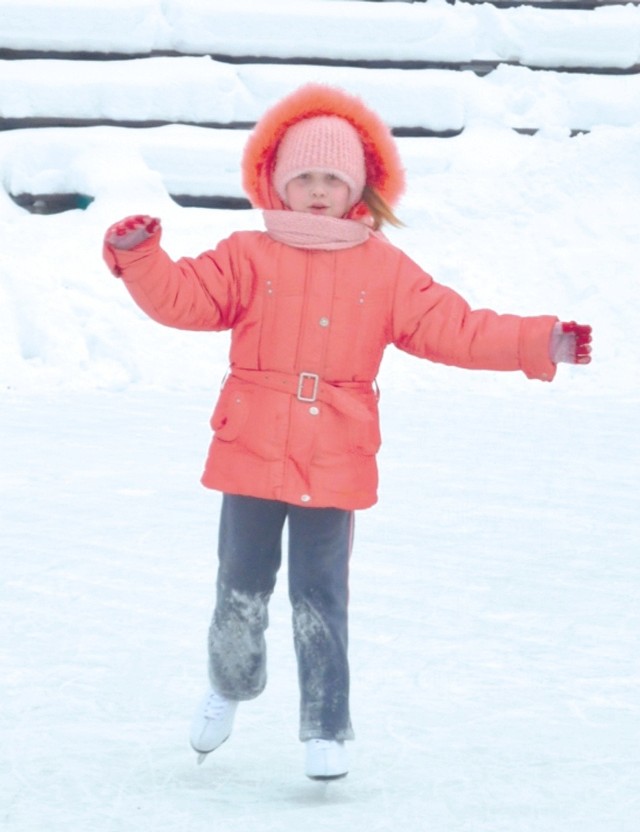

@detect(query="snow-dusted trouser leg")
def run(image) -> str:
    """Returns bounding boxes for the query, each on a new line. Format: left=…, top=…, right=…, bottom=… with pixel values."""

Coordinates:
left=287, top=504, right=355, bottom=742
left=208, top=494, right=287, bottom=700
left=207, top=494, right=355, bottom=741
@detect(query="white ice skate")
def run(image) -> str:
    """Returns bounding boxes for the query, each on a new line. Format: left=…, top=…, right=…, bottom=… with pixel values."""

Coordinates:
left=304, top=739, right=349, bottom=780
left=190, top=689, right=238, bottom=764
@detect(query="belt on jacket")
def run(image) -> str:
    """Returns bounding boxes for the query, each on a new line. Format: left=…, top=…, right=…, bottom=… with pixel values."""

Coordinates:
left=229, top=368, right=377, bottom=421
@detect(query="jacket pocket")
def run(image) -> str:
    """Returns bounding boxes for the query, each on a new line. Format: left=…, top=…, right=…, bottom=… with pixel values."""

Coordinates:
left=349, top=401, right=382, bottom=455
left=210, top=384, right=250, bottom=442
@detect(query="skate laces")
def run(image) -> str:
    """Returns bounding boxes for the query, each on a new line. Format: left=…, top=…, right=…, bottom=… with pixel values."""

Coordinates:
left=307, top=739, right=343, bottom=750
left=202, top=691, right=232, bottom=719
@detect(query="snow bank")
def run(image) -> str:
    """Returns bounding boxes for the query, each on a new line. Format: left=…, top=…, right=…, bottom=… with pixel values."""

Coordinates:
left=3, top=58, right=640, bottom=135
left=0, top=0, right=637, bottom=399
left=1, top=0, right=639, bottom=69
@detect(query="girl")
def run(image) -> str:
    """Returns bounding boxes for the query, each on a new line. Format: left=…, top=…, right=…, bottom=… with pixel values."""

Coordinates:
left=103, top=84, right=591, bottom=781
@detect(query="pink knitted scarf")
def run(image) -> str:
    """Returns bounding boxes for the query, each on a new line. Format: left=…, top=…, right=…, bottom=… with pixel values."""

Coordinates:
left=263, top=210, right=370, bottom=250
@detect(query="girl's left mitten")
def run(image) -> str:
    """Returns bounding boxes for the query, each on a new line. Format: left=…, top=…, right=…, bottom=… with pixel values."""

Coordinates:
left=550, top=321, right=593, bottom=365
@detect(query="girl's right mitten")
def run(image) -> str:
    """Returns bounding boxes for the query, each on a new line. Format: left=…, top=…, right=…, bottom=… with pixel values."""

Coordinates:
left=104, top=214, right=161, bottom=251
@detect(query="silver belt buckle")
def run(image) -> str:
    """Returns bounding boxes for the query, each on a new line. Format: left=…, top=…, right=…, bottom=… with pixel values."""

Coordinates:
left=297, top=372, right=319, bottom=402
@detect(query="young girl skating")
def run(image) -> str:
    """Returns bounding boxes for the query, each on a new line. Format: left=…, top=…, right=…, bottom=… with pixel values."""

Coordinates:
left=103, top=84, right=592, bottom=780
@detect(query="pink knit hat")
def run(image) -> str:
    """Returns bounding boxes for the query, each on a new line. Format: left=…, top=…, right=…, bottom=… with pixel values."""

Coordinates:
left=273, top=115, right=366, bottom=208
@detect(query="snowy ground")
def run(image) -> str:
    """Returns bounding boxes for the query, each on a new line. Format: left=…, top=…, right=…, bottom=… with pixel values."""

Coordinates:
left=1, top=2, right=639, bottom=831
left=2, top=386, right=638, bottom=832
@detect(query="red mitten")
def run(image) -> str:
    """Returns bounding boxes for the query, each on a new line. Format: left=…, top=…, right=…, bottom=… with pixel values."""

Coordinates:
left=104, top=214, right=161, bottom=251
left=550, top=321, right=592, bottom=365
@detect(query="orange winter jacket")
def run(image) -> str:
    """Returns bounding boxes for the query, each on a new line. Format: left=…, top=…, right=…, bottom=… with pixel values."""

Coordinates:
left=103, top=228, right=557, bottom=510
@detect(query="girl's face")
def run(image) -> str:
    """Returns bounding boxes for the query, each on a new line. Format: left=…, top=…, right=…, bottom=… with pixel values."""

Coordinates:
left=285, top=171, right=351, bottom=219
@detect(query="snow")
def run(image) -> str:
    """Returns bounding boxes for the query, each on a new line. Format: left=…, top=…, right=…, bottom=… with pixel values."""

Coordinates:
left=2, top=0, right=640, bottom=69
left=1, top=2, right=639, bottom=831
left=5, top=58, right=640, bottom=132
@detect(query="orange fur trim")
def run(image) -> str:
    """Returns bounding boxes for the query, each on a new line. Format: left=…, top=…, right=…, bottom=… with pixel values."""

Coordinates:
left=242, top=84, right=405, bottom=211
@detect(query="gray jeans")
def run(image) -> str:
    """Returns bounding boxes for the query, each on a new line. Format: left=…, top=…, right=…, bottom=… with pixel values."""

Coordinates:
left=208, top=493, right=355, bottom=741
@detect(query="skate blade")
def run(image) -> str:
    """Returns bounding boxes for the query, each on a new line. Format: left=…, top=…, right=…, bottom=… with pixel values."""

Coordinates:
left=306, top=772, right=348, bottom=781
left=192, top=732, right=231, bottom=765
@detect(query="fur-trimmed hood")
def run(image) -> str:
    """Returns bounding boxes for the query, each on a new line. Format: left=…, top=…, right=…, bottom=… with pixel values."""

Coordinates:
left=241, top=84, right=405, bottom=216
